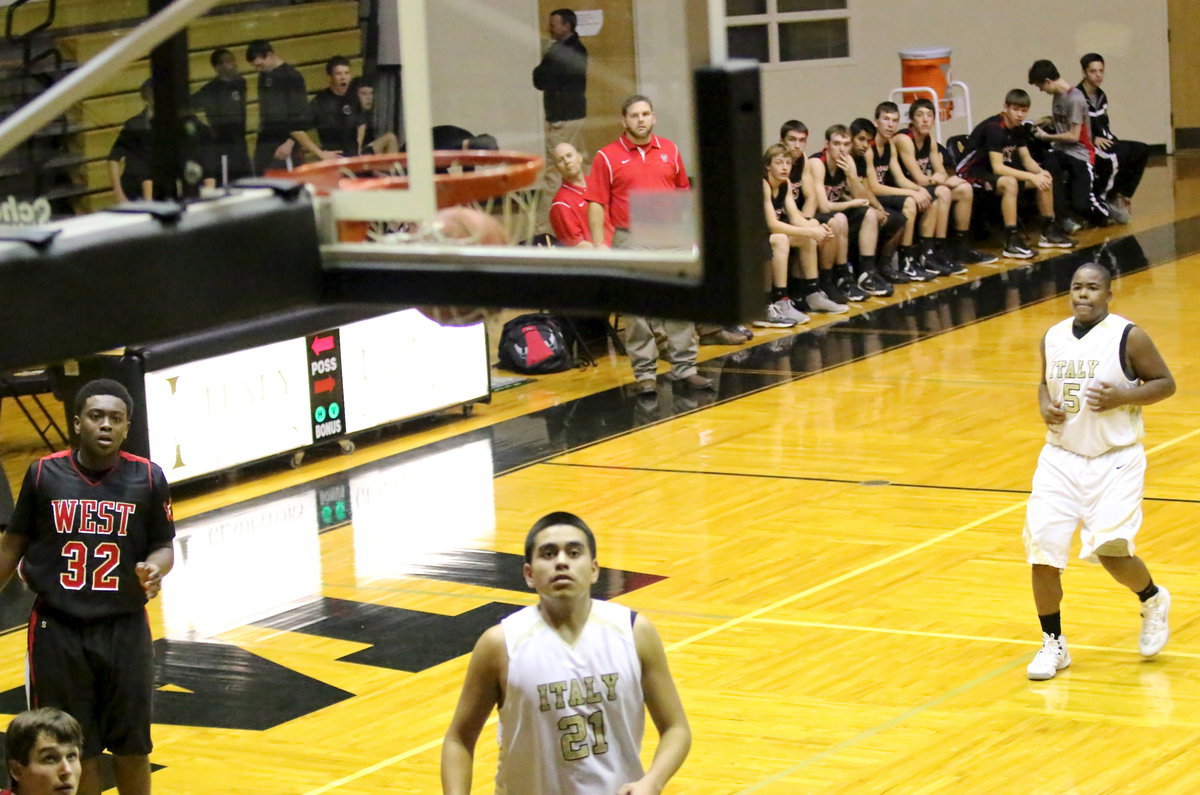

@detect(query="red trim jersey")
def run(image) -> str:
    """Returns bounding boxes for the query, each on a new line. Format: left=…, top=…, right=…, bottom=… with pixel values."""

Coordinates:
left=550, top=178, right=613, bottom=246
left=7, top=451, right=175, bottom=620
left=586, top=134, right=689, bottom=231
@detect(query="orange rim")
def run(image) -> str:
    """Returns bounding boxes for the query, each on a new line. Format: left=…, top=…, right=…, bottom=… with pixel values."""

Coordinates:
left=266, top=150, right=543, bottom=207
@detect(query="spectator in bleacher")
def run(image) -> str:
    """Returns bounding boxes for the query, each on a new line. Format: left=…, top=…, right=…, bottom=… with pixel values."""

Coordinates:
left=549, top=141, right=608, bottom=247
left=1028, top=59, right=1110, bottom=231
left=349, top=76, right=399, bottom=154
left=311, top=56, right=361, bottom=157
left=245, top=39, right=335, bottom=173
left=1078, top=53, right=1149, bottom=223
left=190, top=48, right=251, bottom=183
left=107, top=79, right=154, bottom=203
left=955, top=89, right=1071, bottom=259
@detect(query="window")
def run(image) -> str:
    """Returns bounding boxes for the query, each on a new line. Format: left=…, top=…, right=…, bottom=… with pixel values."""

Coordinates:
left=725, top=0, right=849, bottom=65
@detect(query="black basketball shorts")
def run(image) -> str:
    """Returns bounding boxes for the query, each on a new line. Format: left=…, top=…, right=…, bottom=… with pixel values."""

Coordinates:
left=27, top=602, right=154, bottom=757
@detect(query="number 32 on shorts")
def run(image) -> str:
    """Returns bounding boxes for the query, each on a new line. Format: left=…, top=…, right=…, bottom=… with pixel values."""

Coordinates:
left=559, top=710, right=609, bottom=760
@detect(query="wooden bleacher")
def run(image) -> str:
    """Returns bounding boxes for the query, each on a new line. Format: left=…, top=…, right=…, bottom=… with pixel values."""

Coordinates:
left=20, top=0, right=363, bottom=213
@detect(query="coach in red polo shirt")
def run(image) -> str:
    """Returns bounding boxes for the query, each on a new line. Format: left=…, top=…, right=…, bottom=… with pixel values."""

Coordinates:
left=586, top=95, right=712, bottom=396
left=548, top=141, right=611, bottom=247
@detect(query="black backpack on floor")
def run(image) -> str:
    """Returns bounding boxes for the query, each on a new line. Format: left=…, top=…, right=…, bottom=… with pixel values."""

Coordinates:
left=497, top=313, right=574, bottom=374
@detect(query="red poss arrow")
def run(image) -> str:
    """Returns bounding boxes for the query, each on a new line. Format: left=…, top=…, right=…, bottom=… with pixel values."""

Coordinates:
left=314, top=376, right=336, bottom=394
left=311, top=335, right=335, bottom=356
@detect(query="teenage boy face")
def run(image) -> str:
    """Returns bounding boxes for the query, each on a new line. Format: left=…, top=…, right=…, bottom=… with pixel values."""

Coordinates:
left=767, top=154, right=792, bottom=182
left=783, top=129, right=807, bottom=159
left=826, top=133, right=852, bottom=161
left=911, top=107, right=935, bottom=135
left=1002, top=103, right=1029, bottom=126
left=1084, top=60, right=1105, bottom=87
left=875, top=111, right=899, bottom=138
left=213, top=52, right=238, bottom=82
left=74, top=395, right=130, bottom=461
left=9, top=733, right=80, bottom=795
left=850, top=131, right=872, bottom=156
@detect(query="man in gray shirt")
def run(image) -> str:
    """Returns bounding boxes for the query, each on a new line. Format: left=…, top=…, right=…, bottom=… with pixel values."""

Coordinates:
left=1028, top=59, right=1110, bottom=230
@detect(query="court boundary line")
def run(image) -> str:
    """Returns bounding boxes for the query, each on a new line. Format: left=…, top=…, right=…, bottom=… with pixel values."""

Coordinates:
left=541, top=460, right=1200, bottom=505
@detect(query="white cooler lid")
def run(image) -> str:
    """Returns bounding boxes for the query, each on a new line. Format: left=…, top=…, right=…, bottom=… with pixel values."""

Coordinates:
left=899, top=47, right=951, bottom=60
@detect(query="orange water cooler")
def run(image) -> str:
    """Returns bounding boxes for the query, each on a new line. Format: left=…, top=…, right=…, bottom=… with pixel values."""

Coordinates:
left=899, top=47, right=953, bottom=120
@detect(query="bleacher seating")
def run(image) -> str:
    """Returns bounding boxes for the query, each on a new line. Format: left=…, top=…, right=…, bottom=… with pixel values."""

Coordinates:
left=2, top=0, right=362, bottom=214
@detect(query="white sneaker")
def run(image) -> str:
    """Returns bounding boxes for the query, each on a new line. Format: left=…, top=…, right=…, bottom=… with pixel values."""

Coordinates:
left=802, top=290, right=849, bottom=315
left=1027, top=633, right=1070, bottom=680
left=1139, top=586, right=1171, bottom=658
left=752, top=300, right=798, bottom=328
left=774, top=297, right=810, bottom=324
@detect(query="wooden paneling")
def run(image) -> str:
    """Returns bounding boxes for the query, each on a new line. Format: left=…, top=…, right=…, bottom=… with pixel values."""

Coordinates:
left=536, top=0, right=637, bottom=160
left=1168, top=0, right=1200, bottom=144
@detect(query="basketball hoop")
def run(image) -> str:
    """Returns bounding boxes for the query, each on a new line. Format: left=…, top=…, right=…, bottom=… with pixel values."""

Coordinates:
left=267, top=150, right=543, bottom=242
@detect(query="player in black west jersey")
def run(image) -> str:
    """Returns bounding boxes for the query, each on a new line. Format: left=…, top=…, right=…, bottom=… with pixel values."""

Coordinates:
left=0, top=379, right=174, bottom=795
left=955, top=89, right=1062, bottom=260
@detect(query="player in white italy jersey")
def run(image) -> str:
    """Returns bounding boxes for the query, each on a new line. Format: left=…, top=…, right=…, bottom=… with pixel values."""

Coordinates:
left=442, top=512, right=690, bottom=793
left=1024, top=261, right=1176, bottom=680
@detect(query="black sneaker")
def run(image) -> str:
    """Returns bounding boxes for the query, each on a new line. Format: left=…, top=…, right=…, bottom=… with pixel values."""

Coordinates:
left=920, top=245, right=955, bottom=276
left=899, top=252, right=932, bottom=282
left=857, top=269, right=894, bottom=297
left=835, top=270, right=867, bottom=302
left=880, top=257, right=910, bottom=284
left=1038, top=221, right=1076, bottom=249
left=1003, top=230, right=1035, bottom=259
left=822, top=278, right=849, bottom=305
left=951, top=237, right=998, bottom=266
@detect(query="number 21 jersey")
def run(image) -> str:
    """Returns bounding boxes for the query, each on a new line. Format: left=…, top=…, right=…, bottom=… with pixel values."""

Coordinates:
left=497, top=600, right=644, bottom=794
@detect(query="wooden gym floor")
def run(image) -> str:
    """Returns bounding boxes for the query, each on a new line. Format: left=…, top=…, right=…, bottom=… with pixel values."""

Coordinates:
left=1, top=156, right=1199, bottom=792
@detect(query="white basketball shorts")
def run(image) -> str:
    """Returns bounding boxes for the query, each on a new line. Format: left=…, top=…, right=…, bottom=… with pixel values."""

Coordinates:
left=1023, top=442, right=1145, bottom=569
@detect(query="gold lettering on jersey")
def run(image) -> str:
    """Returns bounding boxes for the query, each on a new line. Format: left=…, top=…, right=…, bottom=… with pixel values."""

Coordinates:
left=582, top=676, right=603, bottom=704
left=1050, top=360, right=1100, bottom=381
left=568, top=679, right=585, bottom=707
left=537, top=674, right=620, bottom=712
left=51, top=499, right=136, bottom=536
left=546, top=681, right=568, bottom=710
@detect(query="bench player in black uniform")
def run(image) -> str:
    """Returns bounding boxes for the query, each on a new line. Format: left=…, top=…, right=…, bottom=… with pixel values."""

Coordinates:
left=763, top=143, right=847, bottom=317
left=806, top=124, right=901, bottom=304
left=894, top=99, right=997, bottom=271
left=955, top=89, right=1064, bottom=259
left=0, top=379, right=175, bottom=795
left=779, top=120, right=853, bottom=308
left=849, top=114, right=929, bottom=285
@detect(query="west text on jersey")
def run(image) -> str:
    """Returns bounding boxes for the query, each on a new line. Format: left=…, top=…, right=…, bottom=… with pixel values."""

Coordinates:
left=51, top=499, right=136, bottom=535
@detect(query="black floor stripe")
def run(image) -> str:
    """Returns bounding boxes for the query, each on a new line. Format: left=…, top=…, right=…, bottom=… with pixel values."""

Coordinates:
left=538, top=461, right=1200, bottom=505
